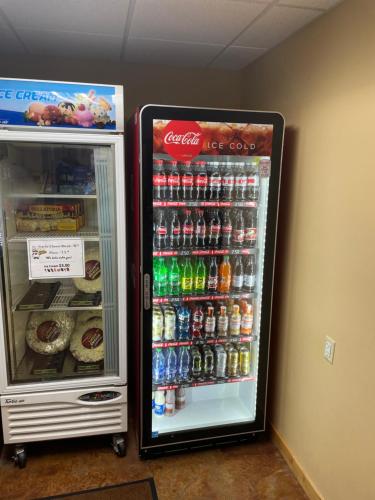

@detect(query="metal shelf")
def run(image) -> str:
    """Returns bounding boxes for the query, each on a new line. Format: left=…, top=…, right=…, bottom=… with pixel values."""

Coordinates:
left=7, top=227, right=100, bottom=243
left=153, top=200, right=257, bottom=208
left=152, top=335, right=257, bottom=348
left=153, top=375, right=256, bottom=391
left=153, top=248, right=256, bottom=257
left=153, top=292, right=255, bottom=304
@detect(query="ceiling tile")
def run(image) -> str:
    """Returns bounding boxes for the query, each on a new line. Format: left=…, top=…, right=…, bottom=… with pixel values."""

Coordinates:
left=129, top=0, right=268, bottom=45
left=17, top=29, right=122, bottom=59
left=210, top=45, right=266, bottom=70
left=278, top=0, right=343, bottom=9
left=0, top=15, right=26, bottom=54
left=236, top=5, right=322, bottom=48
left=124, top=37, right=224, bottom=67
left=0, top=0, right=129, bottom=36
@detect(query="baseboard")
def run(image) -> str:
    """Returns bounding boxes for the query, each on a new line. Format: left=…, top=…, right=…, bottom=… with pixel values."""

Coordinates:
left=270, top=424, right=323, bottom=500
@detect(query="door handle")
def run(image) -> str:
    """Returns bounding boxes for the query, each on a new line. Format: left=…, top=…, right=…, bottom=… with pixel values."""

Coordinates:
left=144, top=273, right=150, bottom=310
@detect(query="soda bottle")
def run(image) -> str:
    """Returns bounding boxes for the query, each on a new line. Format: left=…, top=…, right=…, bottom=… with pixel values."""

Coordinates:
left=194, top=257, right=206, bottom=293
left=153, top=159, right=167, bottom=200
left=240, top=303, right=253, bottom=335
left=221, top=162, right=234, bottom=200
left=230, top=304, right=241, bottom=337
left=182, top=210, right=194, bottom=248
left=176, top=306, right=190, bottom=340
left=232, top=210, right=245, bottom=247
left=232, top=256, right=244, bottom=292
left=193, top=161, right=208, bottom=200
left=207, top=257, right=218, bottom=293
left=217, top=305, right=228, bottom=338
left=154, top=391, right=165, bottom=416
left=154, top=210, right=168, bottom=250
left=170, top=210, right=181, bottom=249
left=227, top=345, right=239, bottom=377
left=181, top=257, right=193, bottom=294
left=167, top=160, right=180, bottom=201
left=208, top=162, right=221, bottom=200
left=244, top=210, right=257, bottom=248
left=204, top=305, right=216, bottom=338
left=239, top=345, right=251, bottom=376
left=180, top=160, right=194, bottom=200
left=152, top=348, right=165, bottom=384
left=168, top=257, right=181, bottom=296
left=246, top=161, right=259, bottom=201
left=195, top=210, right=206, bottom=248
left=207, top=210, right=221, bottom=248
left=178, top=346, right=190, bottom=381
left=175, top=387, right=186, bottom=409
left=218, top=255, right=231, bottom=293
left=243, top=255, right=256, bottom=292
left=234, top=162, right=247, bottom=201
left=191, top=347, right=202, bottom=379
left=191, top=304, right=204, bottom=339
left=165, top=389, right=176, bottom=416
left=215, top=345, right=227, bottom=378
left=165, top=347, right=177, bottom=382
left=152, top=306, right=163, bottom=341
left=154, top=257, right=168, bottom=296
left=203, top=346, right=214, bottom=378
left=164, top=306, right=176, bottom=340
left=221, top=210, right=232, bottom=248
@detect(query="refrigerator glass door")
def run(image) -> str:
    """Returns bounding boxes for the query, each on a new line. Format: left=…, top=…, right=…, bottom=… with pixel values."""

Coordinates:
left=0, top=139, right=119, bottom=385
left=148, top=117, right=276, bottom=438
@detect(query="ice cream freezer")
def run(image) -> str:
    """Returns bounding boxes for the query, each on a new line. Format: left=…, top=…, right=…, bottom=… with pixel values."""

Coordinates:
left=0, top=79, right=127, bottom=467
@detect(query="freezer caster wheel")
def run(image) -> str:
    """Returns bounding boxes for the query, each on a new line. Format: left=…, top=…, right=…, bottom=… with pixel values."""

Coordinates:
left=112, top=434, right=126, bottom=457
left=12, top=445, right=27, bottom=469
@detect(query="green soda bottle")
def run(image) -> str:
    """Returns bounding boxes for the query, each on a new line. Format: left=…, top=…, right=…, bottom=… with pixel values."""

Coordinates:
left=155, top=257, right=168, bottom=296
left=181, top=257, right=193, bottom=294
left=168, top=257, right=181, bottom=296
left=194, top=257, right=206, bottom=293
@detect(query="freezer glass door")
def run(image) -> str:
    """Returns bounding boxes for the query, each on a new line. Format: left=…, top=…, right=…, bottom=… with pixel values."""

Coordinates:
left=150, top=119, right=274, bottom=436
left=0, top=140, right=119, bottom=385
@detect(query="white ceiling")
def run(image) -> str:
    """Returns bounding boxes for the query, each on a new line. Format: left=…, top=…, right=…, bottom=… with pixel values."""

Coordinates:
left=0, top=0, right=343, bottom=70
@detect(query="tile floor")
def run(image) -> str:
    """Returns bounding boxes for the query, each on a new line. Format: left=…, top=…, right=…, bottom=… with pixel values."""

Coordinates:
left=0, top=428, right=307, bottom=499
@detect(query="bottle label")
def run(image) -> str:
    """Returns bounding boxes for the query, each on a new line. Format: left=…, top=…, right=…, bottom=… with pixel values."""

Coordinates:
left=222, top=176, right=234, bottom=186
left=207, top=276, right=218, bottom=289
left=241, top=317, right=253, bottom=334
left=196, top=226, right=206, bottom=236
left=195, top=176, right=208, bottom=186
left=235, top=177, right=247, bottom=185
left=194, top=276, right=205, bottom=290
left=244, top=275, right=256, bottom=288
left=232, top=275, right=244, bottom=288
left=222, top=224, right=232, bottom=234
left=247, top=175, right=259, bottom=186
left=156, top=227, right=167, bottom=235
left=218, top=317, right=228, bottom=334
left=233, top=229, right=244, bottom=243
left=168, top=175, right=180, bottom=186
left=154, top=403, right=165, bottom=415
left=205, top=318, right=216, bottom=333
left=172, top=227, right=181, bottom=235
left=152, top=317, right=163, bottom=340
left=153, top=174, right=167, bottom=186
left=182, top=175, right=194, bottom=186
left=210, top=224, right=221, bottom=234
left=245, top=228, right=256, bottom=240
left=230, top=317, right=241, bottom=334
left=164, top=315, right=176, bottom=339
left=209, top=177, right=222, bottom=186
left=182, top=277, right=193, bottom=289
left=183, top=225, right=194, bottom=235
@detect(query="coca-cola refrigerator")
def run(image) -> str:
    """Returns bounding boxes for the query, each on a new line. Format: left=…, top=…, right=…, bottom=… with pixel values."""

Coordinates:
left=128, top=105, right=284, bottom=457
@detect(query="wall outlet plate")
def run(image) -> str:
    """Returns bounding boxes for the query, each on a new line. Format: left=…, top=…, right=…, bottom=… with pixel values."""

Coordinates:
left=324, top=336, right=336, bottom=364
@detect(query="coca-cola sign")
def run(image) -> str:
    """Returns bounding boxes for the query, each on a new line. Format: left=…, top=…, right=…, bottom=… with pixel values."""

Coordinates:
left=162, top=120, right=203, bottom=161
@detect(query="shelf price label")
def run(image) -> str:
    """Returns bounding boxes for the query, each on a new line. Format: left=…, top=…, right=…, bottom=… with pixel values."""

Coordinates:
left=27, top=238, right=85, bottom=280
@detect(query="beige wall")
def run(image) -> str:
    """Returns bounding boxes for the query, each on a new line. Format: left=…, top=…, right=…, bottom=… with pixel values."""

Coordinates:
left=0, top=54, right=242, bottom=117
left=242, top=0, right=375, bottom=498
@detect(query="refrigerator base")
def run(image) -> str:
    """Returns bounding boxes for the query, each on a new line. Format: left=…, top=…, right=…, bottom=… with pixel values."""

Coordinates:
left=1, top=385, right=127, bottom=466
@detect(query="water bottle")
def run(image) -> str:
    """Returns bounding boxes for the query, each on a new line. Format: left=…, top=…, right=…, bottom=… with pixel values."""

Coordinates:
left=176, top=306, right=190, bottom=340
left=178, top=346, right=191, bottom=381
left=152, top=348, right=165, bottom=384
left=165, top=347, right=177, bottom=382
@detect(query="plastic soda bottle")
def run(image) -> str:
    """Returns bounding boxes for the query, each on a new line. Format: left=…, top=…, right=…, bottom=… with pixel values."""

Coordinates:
left=154, top=257, right=168, bottom=296
left=229, top=304, right=241, bottom=337
left=218, top=255, right=231, bottom=293
left=195, top=209, right=206, bottom=248
left=182, top=210, right=194, bottom=248
left=207, top=257, right=218, bottom=293
left=194, top=257, right=206, bottom=293
left=176, top=306, right=190, bottom=340
left=164, top=306, right=176, bottom=340
left=191, top=304, right=204, bottom=339
left=165, top=390, right=176, bottom=416
left=178, top=346, right=191, bottom=381
left=168, top=257, right=181, bottom=296
left=165, top=348, right=177, bottom=382
left=191, top=347, right=202, bottom=379
left=181, top=257, right=193, bottom=294
left=239, top=345, right=251, bottom=376
left=154, top=391, right=165, bottom=416
left=167, top=160, right=180, bottom=201
left=170, top=210, right=181, bottom=249
left=204, top=306, right=216, bottom=338
left=203, top=346, right=214, bottom=378
left=152, top=349, right=165, bottom=384
left=217, top=305, right=228, bottom=337
left=240, top=304, right=253, bottom=335
left=243, top=255, right=256, bottom=292
left=215, top=345, right=227, bottom=378
left=227, top=346, right=239, bottom=377
left=246, top=161, right=259, bottom=201
left=152, top=306, right=163, bottom=341
left=231, top=256, right=244, bottom=292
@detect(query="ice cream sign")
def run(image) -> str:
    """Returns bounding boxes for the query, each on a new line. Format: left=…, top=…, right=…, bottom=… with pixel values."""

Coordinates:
left=0, top=78, right=124, bottom=131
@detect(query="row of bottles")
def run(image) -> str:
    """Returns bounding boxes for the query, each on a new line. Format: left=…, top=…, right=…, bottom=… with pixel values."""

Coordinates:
left=152, top=300, right=254, bottom=341
left=153, top=158, right=259, bottom=201
left=153, top=255, right=256, bottom=296
left=154, top=208, right=257, bottom=250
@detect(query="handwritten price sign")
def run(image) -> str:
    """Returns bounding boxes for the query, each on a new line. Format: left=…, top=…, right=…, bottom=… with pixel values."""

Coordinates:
left=27, top=238, right=85, bottom=280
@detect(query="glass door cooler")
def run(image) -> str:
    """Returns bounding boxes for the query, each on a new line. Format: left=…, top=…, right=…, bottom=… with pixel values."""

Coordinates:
left=129, top=105, right=284, bottom=457
left=0, top=79, right=127, bottom=467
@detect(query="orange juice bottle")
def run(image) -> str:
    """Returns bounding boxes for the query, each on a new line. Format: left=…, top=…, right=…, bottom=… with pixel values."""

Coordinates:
left=218, top=255, right=231, bottom=293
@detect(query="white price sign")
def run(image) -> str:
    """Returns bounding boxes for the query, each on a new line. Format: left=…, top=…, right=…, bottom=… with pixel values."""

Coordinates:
left=27, top=238, right=85, bottom=280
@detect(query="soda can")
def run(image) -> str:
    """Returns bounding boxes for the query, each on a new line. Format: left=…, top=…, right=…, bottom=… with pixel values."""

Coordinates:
left=215, top=349, right=227, bottom=378
left=164, top=306, right=176, bottom=340
left=239, top=346, right=251, bottom=376
left=227, top=347, right=239, bottom=377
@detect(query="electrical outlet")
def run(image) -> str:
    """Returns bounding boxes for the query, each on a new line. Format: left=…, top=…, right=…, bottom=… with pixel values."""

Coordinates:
left=324, top=336, right=336, bottom=364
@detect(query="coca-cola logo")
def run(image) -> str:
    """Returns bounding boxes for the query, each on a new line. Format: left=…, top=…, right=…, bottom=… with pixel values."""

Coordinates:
left=162, top=121, right=203, bottom=161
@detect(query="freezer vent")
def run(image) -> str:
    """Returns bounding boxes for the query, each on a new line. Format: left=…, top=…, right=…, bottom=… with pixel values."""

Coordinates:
left=3, top=402, right=125, bottom=444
